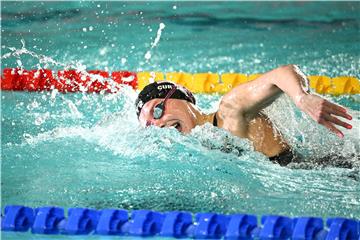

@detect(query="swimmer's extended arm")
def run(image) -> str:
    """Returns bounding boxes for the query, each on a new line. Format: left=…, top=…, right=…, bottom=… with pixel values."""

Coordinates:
left=220, top=64, right=352, bottom=138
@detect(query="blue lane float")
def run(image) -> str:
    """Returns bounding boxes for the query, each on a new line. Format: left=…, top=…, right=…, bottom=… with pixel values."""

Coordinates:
left=1, top=205, right=359, bottom=239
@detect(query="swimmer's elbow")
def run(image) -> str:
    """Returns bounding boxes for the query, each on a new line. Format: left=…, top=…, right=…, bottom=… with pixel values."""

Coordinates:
left=280, top=64, right=298, bottom=70
left=272, top=64, right=305, bottom=87
left=278, top=64, right=305, bottom=77
left=276, top=64, right=298, bottom=76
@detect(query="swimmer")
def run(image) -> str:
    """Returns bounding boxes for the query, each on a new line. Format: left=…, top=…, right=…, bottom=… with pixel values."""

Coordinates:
left=135, top=65, right=353, bottom=166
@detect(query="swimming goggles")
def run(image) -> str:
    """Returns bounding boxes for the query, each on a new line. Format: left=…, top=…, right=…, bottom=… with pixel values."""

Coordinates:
left=146, top=85, right=177, bottom=126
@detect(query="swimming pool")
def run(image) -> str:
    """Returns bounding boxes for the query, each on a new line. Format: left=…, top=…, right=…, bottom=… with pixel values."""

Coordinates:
left=1, top=1, right=360, bottom=239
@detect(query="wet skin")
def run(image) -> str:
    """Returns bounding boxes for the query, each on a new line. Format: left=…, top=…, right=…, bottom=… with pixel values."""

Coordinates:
left=138, top=65, right=353, bottom=158
left=138, top=98, right=288, bottom=157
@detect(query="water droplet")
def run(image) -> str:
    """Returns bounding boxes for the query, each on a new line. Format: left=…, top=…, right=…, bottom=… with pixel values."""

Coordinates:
left=254, top=59, right=261, bottom=64
left=16, top=59, right=23, bottom=67
left=99, top=47, right=107, bottom=55
left=27, top=100, right=40, bottom=110
left=144, top=51, right=151, bottom=60
left=34, top=113, right=49, bottom=126
left=23, top=133, right=32, bottom=142
left=51, top=89, right=58, bottom=100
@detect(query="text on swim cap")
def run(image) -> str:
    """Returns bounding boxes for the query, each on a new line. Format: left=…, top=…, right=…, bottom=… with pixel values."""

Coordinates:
left=157, top=85, right=173, bottom=90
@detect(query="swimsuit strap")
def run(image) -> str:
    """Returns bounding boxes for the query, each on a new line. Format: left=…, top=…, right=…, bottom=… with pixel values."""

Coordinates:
left=213, top=112, right=218, bottom=127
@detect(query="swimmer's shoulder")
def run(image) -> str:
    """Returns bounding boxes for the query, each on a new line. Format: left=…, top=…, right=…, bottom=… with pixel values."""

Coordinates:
left=212, top=105, right=249, bottom=138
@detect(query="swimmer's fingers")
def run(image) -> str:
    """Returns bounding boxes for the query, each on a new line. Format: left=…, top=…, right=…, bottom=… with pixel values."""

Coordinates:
left=324, top=114, right=352, bottom=130
left=324, top=102, right=352, bottom=120
left=298, top=94, right=352, bottom=138
left=320, top=119, right=344, bottom=138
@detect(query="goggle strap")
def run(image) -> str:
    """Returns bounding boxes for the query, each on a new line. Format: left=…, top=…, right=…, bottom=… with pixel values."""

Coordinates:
left=163, top=86, right=177, bottom=101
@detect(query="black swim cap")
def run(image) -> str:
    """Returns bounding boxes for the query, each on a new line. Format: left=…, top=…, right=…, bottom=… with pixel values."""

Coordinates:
left=135, top=81, right=196, bottom=117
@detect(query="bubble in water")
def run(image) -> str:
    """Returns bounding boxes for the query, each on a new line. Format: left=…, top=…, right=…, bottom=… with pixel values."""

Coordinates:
left=173, top=5, right=177, bottom=10
left=121, top=58, right=127, bottom=64
left=16, top=101, right=24, bottom=108
left=23, top=133, right=33, bottom=143
left=35, top=112, right=50, bottom=126
left=82, top=27, right=87, bottom=32
left=34, top=117, right=43, bottom=126
left=89, top=26, right=94, bottom=31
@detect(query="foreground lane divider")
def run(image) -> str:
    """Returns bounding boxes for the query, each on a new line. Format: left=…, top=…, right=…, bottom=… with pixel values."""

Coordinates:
left=1, top=205, right=359, bottom=239
left=1, top=68, right=359, bottom=95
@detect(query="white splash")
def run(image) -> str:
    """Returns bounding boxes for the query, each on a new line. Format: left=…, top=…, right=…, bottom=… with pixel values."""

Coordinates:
left=144, top=23, right=166, bottom=62
left=34, top=112, right=50, bottom=126
left=1, top=39, right=121, bottom=93
left=64, top=99, right=83, bottom=119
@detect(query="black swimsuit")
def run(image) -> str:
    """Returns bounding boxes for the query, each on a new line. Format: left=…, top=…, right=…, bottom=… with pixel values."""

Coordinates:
left=213, top=112, right=218, bottom=127
left=268, top=149, right=296, bottom=166
left=213, top=113, right=355, bottom=168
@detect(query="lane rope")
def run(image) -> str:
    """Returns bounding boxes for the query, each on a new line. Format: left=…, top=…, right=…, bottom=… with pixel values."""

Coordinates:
left=1, top=205, right=359, bottom=239
left=1, top=68, right=359, bottom=95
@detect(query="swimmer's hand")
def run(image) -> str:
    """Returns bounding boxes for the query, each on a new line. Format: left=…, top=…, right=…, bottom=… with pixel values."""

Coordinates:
left=219, top=65, right=352, bottom=139
left=296, top=93, right=353, bottom=138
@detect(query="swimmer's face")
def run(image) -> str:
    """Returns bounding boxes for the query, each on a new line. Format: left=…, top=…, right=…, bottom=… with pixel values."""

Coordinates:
left=138, top=98, right=197, bottom=133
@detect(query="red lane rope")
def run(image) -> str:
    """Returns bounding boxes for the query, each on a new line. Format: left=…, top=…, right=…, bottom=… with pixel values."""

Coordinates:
left=1, top=68, right=138, bottom=93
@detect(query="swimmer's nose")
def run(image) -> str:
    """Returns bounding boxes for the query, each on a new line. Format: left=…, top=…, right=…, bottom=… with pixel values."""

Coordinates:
left=154, top=120, right=166, bottom=128
left=146, top=119, right=165, bottom=128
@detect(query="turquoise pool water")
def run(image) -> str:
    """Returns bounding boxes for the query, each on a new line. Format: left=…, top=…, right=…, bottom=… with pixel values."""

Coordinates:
left=1, top=1, right=360, bottom=239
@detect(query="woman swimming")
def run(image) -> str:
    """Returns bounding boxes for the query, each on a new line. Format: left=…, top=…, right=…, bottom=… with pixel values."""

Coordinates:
left=135, top=65, right=353, bottom=166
